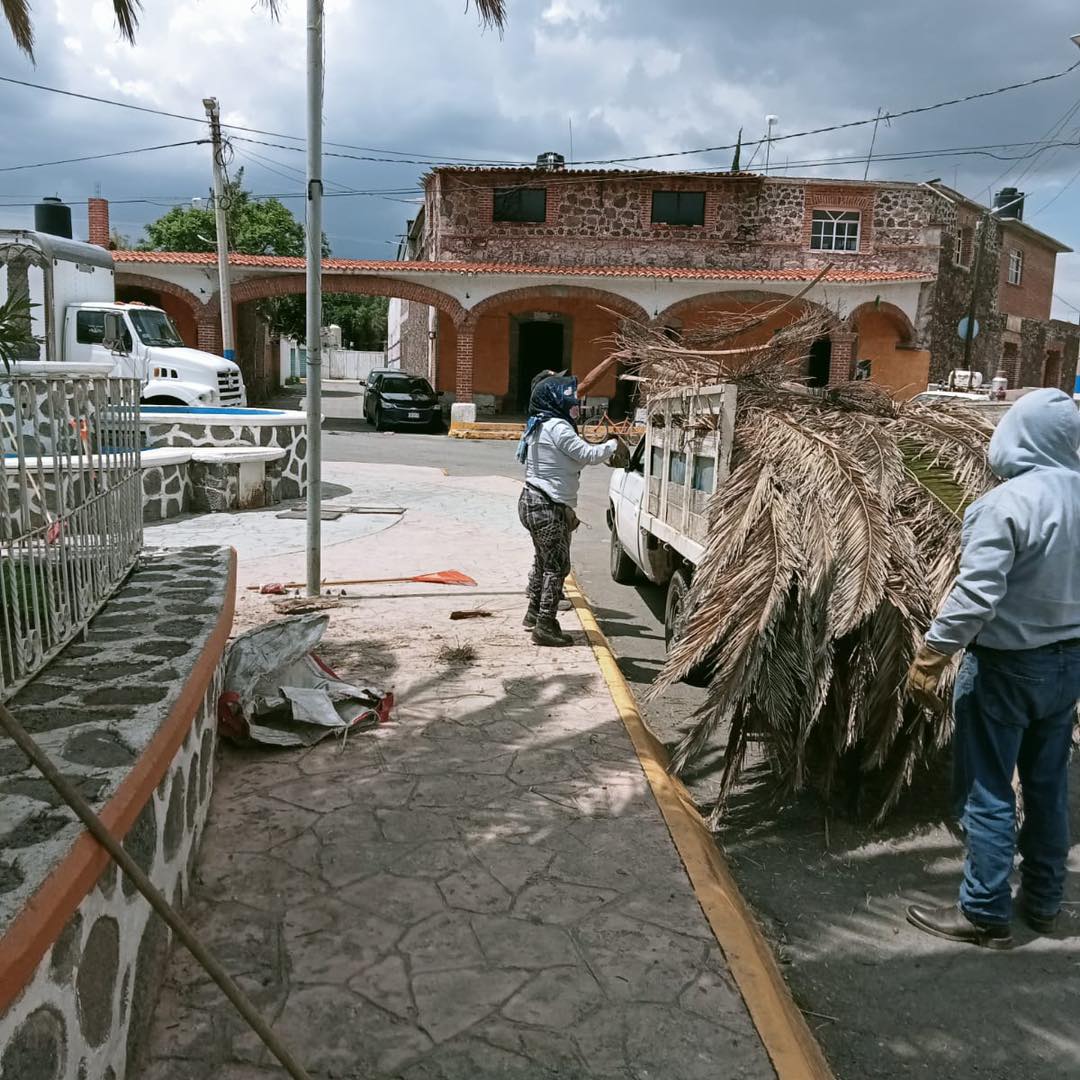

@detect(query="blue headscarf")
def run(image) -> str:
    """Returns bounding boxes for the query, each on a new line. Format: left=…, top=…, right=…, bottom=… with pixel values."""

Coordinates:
left=516, top=375, right=580, bottom=463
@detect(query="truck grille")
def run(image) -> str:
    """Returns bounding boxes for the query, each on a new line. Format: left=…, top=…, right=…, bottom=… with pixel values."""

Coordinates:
left=217, top=369, right=243, bottom=405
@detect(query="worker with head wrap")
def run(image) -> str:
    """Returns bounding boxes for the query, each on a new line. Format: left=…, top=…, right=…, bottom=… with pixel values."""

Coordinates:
left=516, top=374, right=618, bottom=646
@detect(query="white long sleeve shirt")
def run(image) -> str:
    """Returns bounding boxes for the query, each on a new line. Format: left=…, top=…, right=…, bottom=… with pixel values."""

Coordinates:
left=523, top=418, right=617, bottom=508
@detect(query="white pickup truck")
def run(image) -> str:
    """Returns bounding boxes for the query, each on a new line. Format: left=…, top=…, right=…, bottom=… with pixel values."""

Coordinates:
left=1, top=229, right=245, bottom=407
left=607, top=383, right=737, bottom=660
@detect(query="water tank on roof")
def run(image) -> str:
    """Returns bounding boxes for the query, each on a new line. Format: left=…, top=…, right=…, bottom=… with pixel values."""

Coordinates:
left=536, top=152, right=566, bottom=171
left=34, top=196, right=73, bottom=239
left=994, top=187, right=1024, bottom=221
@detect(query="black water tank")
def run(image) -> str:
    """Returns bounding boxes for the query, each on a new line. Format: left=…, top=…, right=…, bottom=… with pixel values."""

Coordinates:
left=994, top=187, right=1024, bottom=221
left=34, top=196, right=73, bottom=238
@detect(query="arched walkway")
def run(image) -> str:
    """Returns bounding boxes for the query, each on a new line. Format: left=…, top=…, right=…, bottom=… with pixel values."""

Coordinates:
left=846, top=301, right=928, bottom=398
left=115, top=272, right=216, bottom=352
left=221, top=273, right=466, bottom=326
left=456, top=284, right=649, bottom=411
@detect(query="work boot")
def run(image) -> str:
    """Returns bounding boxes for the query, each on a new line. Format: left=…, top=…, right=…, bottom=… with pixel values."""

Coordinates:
left=906, top=903, right=1012, bottom=949
left=1016, top=892, right=1058, bottom=934
left=532, top=617, right=573, bottom=647
left=522, top=606, right=539, bottom=631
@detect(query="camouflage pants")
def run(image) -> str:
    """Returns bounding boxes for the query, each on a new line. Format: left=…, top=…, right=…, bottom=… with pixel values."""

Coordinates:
left=518, top=484, right=572, bottom=621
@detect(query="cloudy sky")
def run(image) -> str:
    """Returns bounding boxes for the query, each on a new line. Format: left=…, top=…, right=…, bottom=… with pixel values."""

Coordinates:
left=3, top=0, right=1080, bottom=316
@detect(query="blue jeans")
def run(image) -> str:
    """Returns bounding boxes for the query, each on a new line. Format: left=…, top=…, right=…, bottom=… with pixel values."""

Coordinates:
left=953, top=642, right=1080, bottom=925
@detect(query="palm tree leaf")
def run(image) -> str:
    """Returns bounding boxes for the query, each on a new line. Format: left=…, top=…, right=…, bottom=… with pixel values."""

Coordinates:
left=3, top=0, right=33, bottom=56
left=467, top=0, right=508, bottom=30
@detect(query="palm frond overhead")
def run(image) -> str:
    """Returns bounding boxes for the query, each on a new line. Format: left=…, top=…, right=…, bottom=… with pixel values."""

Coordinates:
left=615, top=302, right=996, bottom=822
left=2, top=0, right=32, bottom=56
left=467, top=0, right=508, bottom=30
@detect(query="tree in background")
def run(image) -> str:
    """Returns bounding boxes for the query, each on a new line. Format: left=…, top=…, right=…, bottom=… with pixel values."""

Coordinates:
left=140, top=171, right=388, bottom=348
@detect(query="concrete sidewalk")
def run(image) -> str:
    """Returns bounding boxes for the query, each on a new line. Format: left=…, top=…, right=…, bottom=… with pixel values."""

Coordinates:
left=137, top=463, right=775, bottom=1079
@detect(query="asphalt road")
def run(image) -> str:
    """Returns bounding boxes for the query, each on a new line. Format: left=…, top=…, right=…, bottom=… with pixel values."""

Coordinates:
left=306, top=404, right=1080, bottom=1080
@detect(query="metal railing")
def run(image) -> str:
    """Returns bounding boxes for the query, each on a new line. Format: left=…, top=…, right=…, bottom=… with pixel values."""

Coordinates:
left=0, top=368, right=142, bottom=700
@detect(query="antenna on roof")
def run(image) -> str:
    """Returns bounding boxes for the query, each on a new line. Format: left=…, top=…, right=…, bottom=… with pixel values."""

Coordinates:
left=568, top=117, right=574, bottom=166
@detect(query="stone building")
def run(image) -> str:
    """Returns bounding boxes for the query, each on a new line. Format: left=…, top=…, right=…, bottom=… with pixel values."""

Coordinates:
left=387, top=162, right=1077, bottom=411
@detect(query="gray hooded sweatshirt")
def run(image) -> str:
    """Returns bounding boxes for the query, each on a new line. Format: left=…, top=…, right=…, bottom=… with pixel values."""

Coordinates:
left=925, top=387, right=1080, bottom=655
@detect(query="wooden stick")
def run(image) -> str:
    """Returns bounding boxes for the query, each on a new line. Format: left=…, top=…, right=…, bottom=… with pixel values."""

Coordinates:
left=0, top=702, right=313, bottom=1080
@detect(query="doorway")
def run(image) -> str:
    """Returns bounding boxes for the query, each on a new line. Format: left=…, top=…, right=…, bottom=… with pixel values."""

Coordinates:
left=808, top=338, right=832, bottom=387
left=512, top=316, right=568, bottom=411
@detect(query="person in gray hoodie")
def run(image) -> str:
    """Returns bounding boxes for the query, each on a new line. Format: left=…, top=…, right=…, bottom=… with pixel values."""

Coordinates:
left=906, top=387, right=1080, bottom=948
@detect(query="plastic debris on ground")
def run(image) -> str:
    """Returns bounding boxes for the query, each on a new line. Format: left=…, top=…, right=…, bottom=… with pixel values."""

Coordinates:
left=217, top=613, right=393, bottom=748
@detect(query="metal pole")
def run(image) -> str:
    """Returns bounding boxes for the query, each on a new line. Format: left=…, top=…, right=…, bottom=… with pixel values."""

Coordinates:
left=202, top=97, right=235, bottom=362
left=305, top=0, right=324, bottom=596
left=961, top=211, right=988, bottom=384
left=0, top=701, right=313, bottom=1080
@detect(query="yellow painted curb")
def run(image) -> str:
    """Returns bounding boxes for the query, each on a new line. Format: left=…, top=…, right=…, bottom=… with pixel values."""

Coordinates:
left=566, top=574, right=833, bottom=1080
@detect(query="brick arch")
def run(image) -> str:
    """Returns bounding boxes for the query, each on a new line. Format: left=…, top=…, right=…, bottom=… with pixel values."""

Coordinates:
left=114, top=272, right=211, bottom=318
left=845, top=300, right=916, bottom=343
left=220, top=273, right=465, bottom=324
left=656, top=288, right=839, bottom=329
left=461, top=284, right=649, bottom=329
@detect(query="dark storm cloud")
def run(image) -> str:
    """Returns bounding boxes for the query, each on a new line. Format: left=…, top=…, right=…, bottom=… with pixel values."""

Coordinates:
left=2, top=0, right=1079, bottom=306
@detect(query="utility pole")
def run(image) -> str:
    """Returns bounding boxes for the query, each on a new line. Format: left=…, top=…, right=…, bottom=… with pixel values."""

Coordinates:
left=202, top=97, right=235, bottom=362
left=305, top=0, right=325, bottom=596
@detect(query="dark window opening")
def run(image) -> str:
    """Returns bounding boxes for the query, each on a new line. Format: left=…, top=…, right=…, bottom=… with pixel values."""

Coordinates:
left=652, top=191, right=706, bottom=227
left=494, top=188, right=547, bottom=223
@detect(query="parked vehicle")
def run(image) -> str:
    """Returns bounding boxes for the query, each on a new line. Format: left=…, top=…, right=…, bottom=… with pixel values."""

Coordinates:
left=1, top=229, right=246, bottom=406
left=607, top=383, right=736, bottom=680
left=361, top=371, right=442, bottom=431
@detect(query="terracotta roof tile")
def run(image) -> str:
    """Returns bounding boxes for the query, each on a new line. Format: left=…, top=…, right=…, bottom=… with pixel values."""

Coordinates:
left=113, top=251, right=930, bottom=284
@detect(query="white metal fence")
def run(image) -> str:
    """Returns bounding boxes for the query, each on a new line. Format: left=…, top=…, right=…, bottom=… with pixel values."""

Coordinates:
left=0, top=368, right=142, bottom=700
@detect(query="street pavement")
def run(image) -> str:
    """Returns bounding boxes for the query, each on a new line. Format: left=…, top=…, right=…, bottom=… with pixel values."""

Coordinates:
left=138, top=460, right=773, bottom=1079
left=304, top=419, right=1080, bottom=1080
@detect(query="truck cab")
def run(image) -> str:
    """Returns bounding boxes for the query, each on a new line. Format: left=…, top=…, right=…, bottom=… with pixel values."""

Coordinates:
left=63, top=302, right=246, bottom=407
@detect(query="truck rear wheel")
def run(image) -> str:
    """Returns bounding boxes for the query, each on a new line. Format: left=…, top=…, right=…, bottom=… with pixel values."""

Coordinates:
left=665, top=568, right=712, bottom=687
left=609, top=521, right=637, bottom=584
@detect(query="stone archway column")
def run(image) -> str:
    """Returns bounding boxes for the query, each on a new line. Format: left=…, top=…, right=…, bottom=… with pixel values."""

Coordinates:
left=828, top=330, right=857, bottom=385
left=455, top=327, right=475, bottom=404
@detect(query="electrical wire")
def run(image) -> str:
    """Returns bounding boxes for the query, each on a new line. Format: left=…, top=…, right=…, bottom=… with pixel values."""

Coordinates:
left=0, top=141, right=207, bottom=173
left=3, top=57, right=1080, bottom=168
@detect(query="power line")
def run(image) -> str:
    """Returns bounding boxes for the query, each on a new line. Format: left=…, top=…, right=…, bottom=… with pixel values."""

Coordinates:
left=4, top=58, right=1080, bottom=169
left=0, top=141, right=207, bottom=173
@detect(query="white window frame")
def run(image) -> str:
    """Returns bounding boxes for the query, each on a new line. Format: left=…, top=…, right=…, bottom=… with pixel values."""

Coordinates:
left=954, top=231, right=964, bottom=266
left=1008, top=248, right=1024, bottom=286
left=810, top=209, right=861, bottom=253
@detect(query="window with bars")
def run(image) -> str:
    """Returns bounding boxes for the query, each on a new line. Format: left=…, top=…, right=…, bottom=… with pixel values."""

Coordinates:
left=1008, top=248, right=1024, bottom=286
left=651, top=191, right=706, bottom=227
left=493, top=187, right=547, bottom=223
left=810, top=209, right=861, bottom=252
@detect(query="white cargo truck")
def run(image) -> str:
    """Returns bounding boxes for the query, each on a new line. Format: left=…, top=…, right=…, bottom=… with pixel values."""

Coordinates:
left=607, top=383, right=737, bottom=659
left=1, top=229, right=245, bottom=406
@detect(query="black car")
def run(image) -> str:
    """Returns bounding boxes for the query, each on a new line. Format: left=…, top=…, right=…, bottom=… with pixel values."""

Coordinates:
left=362, top=372, right=442, bottom=431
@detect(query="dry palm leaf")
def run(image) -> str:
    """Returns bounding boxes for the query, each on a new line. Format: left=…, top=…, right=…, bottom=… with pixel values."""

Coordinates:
left=615, top=299, right=995, bottom=822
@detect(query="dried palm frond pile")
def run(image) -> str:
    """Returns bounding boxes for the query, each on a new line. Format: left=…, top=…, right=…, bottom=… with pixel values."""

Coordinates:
left=612, top=301, right=997, bottom=823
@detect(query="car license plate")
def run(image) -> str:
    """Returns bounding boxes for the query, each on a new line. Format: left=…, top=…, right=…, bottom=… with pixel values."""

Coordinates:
left=409, top=411, right=420, bottom=419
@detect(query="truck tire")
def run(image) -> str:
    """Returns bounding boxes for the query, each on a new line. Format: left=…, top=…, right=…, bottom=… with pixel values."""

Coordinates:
left=609, top=521, right=637, bottom=584
left=665, top=568, right=712, bottom=686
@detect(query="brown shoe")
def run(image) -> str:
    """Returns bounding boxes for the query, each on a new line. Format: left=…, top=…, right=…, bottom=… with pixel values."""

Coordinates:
left=906, top=904, right=1012, bottom=949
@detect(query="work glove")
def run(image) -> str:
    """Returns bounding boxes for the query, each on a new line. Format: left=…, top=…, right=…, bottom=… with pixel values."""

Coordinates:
left=906, top=643, right=951, bottom=711
left=608, top=436, right=630, bottom=469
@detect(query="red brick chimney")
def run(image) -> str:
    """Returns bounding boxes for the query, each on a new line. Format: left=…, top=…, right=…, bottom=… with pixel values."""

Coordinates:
left=87, top=197, right=110, bottom=248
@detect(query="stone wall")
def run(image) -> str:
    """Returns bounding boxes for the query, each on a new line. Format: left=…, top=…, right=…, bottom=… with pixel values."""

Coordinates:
left=0, top=548, right=235, bottom=1080
left=430, top=172, right=943, bottom=275
left=141, top=420, right=306, bottom=498
left=140, top=464, right=190, bottom=524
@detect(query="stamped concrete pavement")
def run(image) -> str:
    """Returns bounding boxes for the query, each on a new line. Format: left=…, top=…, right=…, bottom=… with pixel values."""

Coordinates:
left=136, top=463, right=775, bottom=1080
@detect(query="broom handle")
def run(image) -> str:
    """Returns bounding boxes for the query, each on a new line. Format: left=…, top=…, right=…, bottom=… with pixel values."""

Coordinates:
left=0, top=702, right=313, bottom=1080
left=246, top=575, right=412, bottom=591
